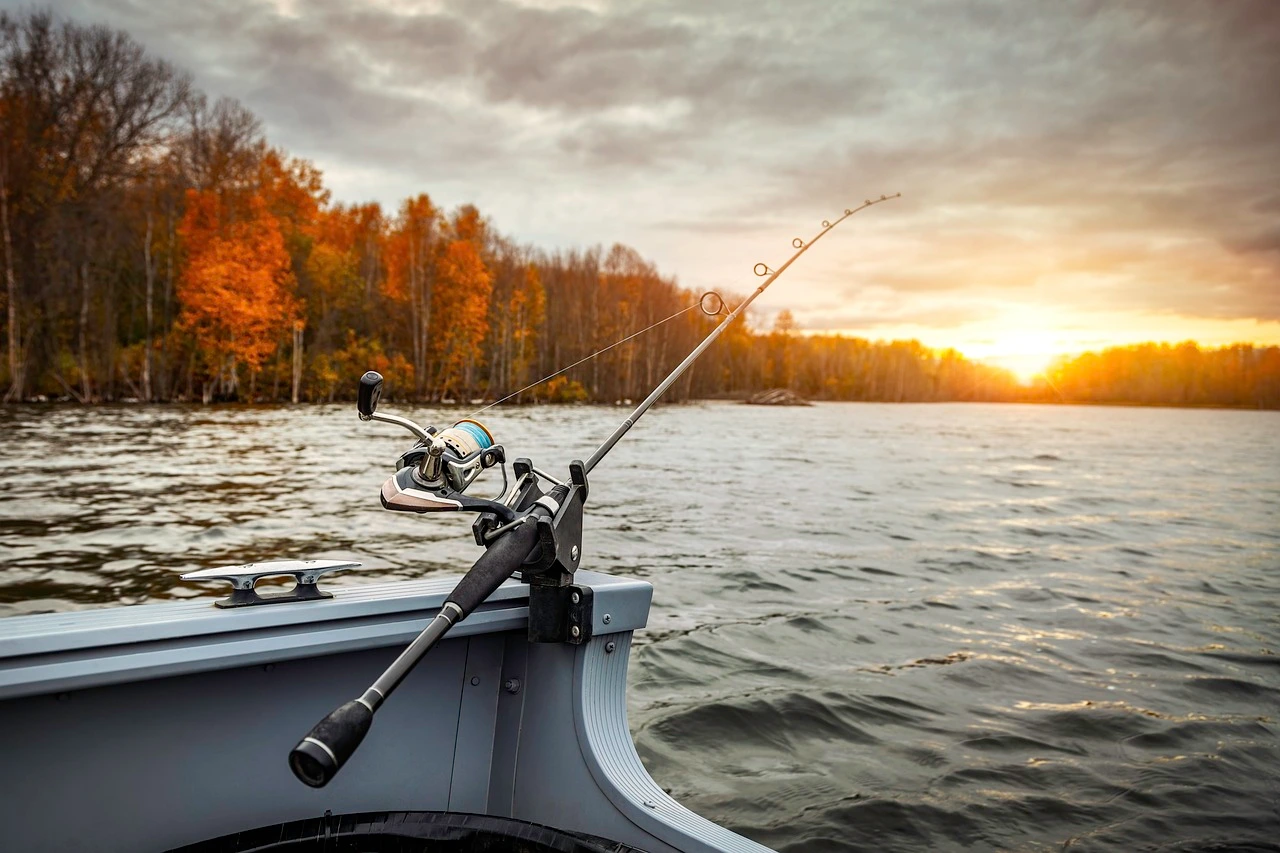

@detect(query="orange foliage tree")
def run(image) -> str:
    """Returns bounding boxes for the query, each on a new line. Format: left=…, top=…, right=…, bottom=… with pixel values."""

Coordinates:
left=176, top=190, right=298, bottom=399
left=431, top=238, right=492, bottom=400
left=383, top=194, right=438, bottom=395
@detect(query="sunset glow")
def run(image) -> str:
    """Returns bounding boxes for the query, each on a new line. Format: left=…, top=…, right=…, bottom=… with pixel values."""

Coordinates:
left=823, top=314, right=1280, bottom=383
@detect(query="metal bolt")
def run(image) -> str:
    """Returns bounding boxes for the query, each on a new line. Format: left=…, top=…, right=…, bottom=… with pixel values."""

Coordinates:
left=503, top=678, right=521, bottom=694
left=470, top=676, right=480, bottom=686
left=571, top=625, right=581, bottom=638
left=571, top=545, right=579, bottom=562
left=571, top=592, right=580, bottom=604
left=605, top=641, right=616, bottom=654
left=602, top=613, right=611, bottom=624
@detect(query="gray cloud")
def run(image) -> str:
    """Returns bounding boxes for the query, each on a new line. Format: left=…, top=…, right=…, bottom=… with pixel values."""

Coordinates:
left=21, top=0, right=1280, bottom=333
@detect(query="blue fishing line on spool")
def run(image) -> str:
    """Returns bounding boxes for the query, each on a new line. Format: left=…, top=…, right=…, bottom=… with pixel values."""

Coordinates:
left=452, top=421, right=493, bottom=450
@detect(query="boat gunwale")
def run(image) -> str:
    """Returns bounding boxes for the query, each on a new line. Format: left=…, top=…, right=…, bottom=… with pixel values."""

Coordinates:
left=0, top=570, right=653, bottom=700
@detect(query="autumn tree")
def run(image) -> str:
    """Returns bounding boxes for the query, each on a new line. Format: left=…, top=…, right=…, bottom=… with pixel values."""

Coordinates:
left=0, top=10, right=189, bottom=401
left=176, top=190, right=297, bottom=400
left=383, top=194, right=438, bottom=396
left=431, top=237, right=492, bottom=400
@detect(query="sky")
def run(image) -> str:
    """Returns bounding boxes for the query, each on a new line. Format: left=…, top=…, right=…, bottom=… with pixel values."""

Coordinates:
left=24, top=0, right=1280, bottom=379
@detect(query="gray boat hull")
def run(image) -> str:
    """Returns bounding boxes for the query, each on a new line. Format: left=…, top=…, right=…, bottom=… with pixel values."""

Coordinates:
left=0, top=570, right=775, bottom=853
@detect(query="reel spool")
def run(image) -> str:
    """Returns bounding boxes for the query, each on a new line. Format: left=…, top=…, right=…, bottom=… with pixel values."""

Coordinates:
left=437, top=419, right=495, bottom=459
left=416, top=418, right=501, bottom=490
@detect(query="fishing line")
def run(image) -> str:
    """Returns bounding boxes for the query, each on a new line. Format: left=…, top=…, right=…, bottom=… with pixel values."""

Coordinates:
left=469, top=291, right=726, bottom=416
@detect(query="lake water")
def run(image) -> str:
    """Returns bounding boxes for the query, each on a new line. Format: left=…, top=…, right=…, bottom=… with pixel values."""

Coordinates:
left=1, top=401, right=1278, bottom=851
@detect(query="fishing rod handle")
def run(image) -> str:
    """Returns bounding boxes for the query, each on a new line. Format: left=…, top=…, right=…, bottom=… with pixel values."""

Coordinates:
left=287, top=494, right=561, bottom=789
left=288, top=605, right=455, bottom=788
left=287, top=604, right=456, bottom=788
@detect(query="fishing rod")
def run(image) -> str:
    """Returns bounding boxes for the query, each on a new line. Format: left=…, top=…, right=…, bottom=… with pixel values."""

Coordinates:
left=288, top=192, right=900, bottom=788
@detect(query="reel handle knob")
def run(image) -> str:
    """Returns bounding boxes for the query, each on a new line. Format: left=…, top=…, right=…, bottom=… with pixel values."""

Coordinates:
left=357, top=371, right=383, bottom=419
left=288, top=699, right=373, bottom=788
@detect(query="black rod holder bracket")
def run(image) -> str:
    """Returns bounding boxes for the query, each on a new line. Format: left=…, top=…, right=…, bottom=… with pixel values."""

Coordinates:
left=519, top=459, right=590, bottom=643
left=521, top=460, right=587, bottom=585
left=528, top=583, right=593, bottom=644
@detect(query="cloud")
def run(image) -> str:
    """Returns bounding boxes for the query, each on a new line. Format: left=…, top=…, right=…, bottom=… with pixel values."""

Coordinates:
left=21, top=0, right=1280, bottom=337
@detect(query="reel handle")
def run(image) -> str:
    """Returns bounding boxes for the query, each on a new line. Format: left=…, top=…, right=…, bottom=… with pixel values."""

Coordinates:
left=357, top=371, right=383, bottom=418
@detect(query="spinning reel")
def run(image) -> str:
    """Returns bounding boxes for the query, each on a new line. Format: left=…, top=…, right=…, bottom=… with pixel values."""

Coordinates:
left=355, top=369, right=586, bottom=571
left=359, top=371, right=515, bottom=520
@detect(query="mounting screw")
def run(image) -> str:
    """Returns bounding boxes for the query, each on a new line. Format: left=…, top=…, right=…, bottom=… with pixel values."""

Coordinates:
left=571, top=545, right=579, bottom=562
left=571, top=625, right=581, bottom=638
left=571, top=591, right=580, bottom=604
left=643, top=800, right=658, bottom=809
left=470, top=676, right=480, bottom=686
left=602, top=613, right=611, bottom=624
left=503, top=678, right=521, bottom=694
left=605, top=641, right=616, bottom=654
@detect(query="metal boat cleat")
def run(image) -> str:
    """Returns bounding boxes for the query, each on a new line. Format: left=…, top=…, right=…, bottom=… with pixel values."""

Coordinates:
left=180, top=559, right=361, bottom=608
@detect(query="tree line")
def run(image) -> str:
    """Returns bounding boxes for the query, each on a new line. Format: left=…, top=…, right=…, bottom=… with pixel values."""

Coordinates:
left=3, top=11, right=1277, bottom=410
left=1038, top=343, right=1280, bottom=409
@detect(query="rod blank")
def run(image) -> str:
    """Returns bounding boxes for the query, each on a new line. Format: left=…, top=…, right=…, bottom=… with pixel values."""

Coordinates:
left=585, top=194, right=899, bottom=474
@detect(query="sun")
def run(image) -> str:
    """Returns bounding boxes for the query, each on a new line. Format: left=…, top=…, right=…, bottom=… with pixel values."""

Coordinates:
left=958, top=329, right=1071, bottom=384
left=977, top=351, right=1056, bottom=384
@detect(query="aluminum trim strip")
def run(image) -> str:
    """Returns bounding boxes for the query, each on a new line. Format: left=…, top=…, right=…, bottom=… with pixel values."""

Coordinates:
left=572, top=635, right=776, bottom=853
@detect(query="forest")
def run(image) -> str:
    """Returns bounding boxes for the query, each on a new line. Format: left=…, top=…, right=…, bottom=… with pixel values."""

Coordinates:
left=3, top=12, right=1278, bottom=410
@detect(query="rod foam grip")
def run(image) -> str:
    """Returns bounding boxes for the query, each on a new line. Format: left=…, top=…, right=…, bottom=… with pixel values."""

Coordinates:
left=446, top=516, right=541, bottom=618
left=288, top=699, right=373, bottom=788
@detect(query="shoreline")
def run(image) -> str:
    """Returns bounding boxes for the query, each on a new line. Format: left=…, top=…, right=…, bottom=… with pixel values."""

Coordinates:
left=2, top=397, right=1275, bottom=413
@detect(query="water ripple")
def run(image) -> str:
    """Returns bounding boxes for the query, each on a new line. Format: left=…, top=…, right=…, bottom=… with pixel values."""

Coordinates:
left=2, top=401, right=1279, bottom=849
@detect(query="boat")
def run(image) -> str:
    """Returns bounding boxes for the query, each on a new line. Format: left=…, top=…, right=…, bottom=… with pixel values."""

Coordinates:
left=0, top=198, right=897, bottom=851
left=0, top=560, right=768, bottom=851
